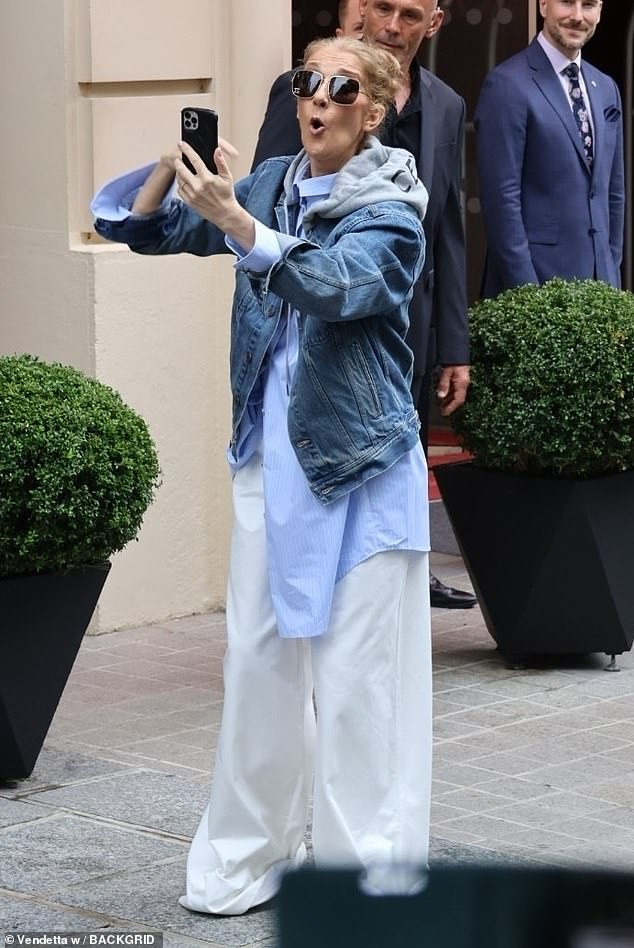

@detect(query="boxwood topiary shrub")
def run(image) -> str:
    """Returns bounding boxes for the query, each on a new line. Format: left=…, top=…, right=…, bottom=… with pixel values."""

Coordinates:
left=0, top=354, right=161, bottom=577
left=451, top=278, right=634, bottom=477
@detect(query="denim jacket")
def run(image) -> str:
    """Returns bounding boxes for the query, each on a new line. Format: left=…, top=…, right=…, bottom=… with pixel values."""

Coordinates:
left=94, top=137, right=427, bottom=504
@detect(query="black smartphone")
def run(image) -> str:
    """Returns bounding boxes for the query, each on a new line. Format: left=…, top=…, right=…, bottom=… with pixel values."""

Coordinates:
left=180, top=107, right=218, bottom=174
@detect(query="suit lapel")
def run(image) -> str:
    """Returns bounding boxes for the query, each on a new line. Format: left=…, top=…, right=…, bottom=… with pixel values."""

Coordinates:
left=527, top=39, right=590, bottom=174
left=417, top=67, right=436, bottom=192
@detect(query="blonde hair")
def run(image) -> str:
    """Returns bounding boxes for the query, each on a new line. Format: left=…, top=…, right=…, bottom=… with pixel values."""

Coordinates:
left=302, top=36, right=401, bottom=114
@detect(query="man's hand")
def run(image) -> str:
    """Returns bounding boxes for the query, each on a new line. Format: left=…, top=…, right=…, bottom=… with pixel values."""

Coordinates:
left=436, top=364, right=470, bottom=416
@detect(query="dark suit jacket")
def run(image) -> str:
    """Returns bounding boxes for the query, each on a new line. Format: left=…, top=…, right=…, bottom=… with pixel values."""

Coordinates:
left=251, top=66, right=469, bottom=379
left=475, top=38, right=625, bottom=298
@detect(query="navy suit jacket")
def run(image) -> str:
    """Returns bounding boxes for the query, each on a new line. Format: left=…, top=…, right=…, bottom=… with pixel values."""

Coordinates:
left=251, top=67, right=469, bottom=378
left=475, top=38, right=625, bottom=298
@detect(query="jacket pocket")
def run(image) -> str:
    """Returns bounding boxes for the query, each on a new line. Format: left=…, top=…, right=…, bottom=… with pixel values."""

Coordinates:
left=526, top=223, right=558, bottom=246
left=350, top=341, right=383, bottom=419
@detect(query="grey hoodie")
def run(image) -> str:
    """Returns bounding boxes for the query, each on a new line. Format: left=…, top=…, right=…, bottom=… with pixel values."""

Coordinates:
left=283, top=135, right=428, bottom=226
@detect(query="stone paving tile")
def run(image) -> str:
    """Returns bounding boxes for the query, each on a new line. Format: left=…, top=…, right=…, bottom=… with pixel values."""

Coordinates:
left=586, top=803, right=634, bottom=832
left=432, top=687, right=510, bottom=709
left=112, top=688, right=221, bottom=718
left=446, top=842, right=548, bottom=867
left=52, top=860, right=277, bottom=947
left=535, top=707, right=634, bottom=732
left=460, top=751, right=546, bottom=777
left=445, top=727, right=543, bottom=755
left=170, top=750, right=214, bottom=774
left=524, top=755, right=634, bottom=792
left=432, top=718, right=489, bottom=741
left=141, top=760, right=210, bottom=782
left=0, top=892, right=119, bottom=931
left=430, top=824, right=494, bottom=846
left=433, top=667, right=509, bottom=691
left=587, top=721, right=634, bottom=743
left=431, top=801, right=474, bottom=823
left=474, top=677, right=578, bottom=700
left=0, top=797, right=53, bottom=827
left=431, top=760, right=495, bottom=786
left=428, top=696, right=467, bottom=717
left=0, top=749, right=134, bottom=799
left=434, top=706, right=522, bottom=729
left=482, top=795, right=615, bottom=829
left=29, top=771, right=209, bottom=838
left=440, top=814, right=581, bottom=853
left=114, top=737, right=214, bottom=762
left=51, top=704, right=148, bottom=727
left=431, top=740, right=494, bottom=764
left=429, top=836, right=529, bottom=865
left=549, top=816, right=634, bottom=849
left=520, top=689, right=615, bottom=711
left=472, top=776, right=559, bottom=803
left=431, top=778, right=462, bottom=796
left=0, top=814, right=187, bottom=894
left=436, top=786, right=521, bottom=814
left=577, top=781, right=634, bottom=808
left=63, top=716, right=215, bottom=751
left=518, top=733, right=633, bottom=765
left=157, top=706, right=226, bottom=730
left=494, top=719, right=580, bottom=745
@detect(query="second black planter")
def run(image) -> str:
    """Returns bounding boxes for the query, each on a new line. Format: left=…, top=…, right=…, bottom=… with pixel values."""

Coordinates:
left=434, top=462, right=634, bottom=660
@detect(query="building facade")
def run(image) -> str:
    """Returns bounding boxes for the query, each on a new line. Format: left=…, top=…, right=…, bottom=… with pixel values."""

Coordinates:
left=0, top=1, right=630, bottom=632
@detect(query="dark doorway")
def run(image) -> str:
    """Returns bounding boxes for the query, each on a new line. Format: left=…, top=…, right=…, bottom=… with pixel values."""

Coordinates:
left=292, top=1, right=340, bottom=66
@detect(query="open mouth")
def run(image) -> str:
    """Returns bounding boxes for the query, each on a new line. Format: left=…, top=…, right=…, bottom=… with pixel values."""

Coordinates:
left=310, top=117, right=325, bottom=132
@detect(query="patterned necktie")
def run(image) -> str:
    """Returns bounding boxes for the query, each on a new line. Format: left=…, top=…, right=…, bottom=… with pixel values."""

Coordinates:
left=563, top=63, right=593, bottom=165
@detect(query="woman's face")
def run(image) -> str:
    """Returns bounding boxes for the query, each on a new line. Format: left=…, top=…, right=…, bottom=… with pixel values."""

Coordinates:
left=296, top=48, right=382, bottom=176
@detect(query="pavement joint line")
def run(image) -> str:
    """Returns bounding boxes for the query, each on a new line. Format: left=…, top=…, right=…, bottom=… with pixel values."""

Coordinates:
left=3, top=767, right=153, bottom=801
left=0, top=807, right=193, bottom=844
left=0, top=885, right=182, bottom=934
left=40, top=854, right=188, bottom=899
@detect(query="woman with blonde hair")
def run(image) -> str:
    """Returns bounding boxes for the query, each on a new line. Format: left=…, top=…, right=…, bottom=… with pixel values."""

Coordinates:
left=92, top=36, right=432, bottom=916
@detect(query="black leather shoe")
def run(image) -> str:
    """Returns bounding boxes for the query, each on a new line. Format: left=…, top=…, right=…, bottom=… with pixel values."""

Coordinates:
left=430, top=574, right=477, bottom=609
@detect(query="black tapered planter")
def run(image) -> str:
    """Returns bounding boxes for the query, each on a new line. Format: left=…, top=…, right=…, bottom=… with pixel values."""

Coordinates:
left=434, top=462, right=634, bottom=659
left=0, top=563, right=111, bottom=780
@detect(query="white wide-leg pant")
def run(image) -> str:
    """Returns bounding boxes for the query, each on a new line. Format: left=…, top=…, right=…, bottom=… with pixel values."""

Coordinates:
left=179, top=452, right=432, bottom=915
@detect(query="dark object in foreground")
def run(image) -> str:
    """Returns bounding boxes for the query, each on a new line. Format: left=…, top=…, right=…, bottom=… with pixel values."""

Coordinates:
left=278, top=865, right=634, bottom=948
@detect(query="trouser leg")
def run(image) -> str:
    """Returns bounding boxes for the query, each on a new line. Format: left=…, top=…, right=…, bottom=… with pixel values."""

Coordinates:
left=310, top=549, right=432, bottom=867
left=180, top=452, right=315, bottom=915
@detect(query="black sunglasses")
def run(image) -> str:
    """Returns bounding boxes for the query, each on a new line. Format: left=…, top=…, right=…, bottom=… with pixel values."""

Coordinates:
left=291, top=69, right=369, bottom=106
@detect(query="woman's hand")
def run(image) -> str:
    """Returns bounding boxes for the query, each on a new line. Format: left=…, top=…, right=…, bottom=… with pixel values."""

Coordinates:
left=176, top=142, right=255, bottom=252
left=131, top=146, right=181, bottom=215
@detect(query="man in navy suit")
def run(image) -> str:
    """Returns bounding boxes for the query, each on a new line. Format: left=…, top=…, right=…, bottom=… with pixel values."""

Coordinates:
left=475, top=0, right=625, bottom=298
left=251, top=0, right=476, bottom=610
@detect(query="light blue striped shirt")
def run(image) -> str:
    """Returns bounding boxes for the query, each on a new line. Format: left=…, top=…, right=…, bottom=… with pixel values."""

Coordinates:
left=229, top=164, right=429, bottom=638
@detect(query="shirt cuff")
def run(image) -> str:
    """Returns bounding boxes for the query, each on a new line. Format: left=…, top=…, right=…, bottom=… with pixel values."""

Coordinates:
left=226, top=219, right=283, bottom=272
left=90, top=162, right=176, bottom=222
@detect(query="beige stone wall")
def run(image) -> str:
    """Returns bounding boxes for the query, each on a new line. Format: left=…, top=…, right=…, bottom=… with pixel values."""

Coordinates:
left=0, top=0, right=290, bottom=632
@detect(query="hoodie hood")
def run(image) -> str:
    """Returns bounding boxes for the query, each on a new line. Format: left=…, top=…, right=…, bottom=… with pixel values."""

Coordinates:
left=282, top=136, right=428, bottom=225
